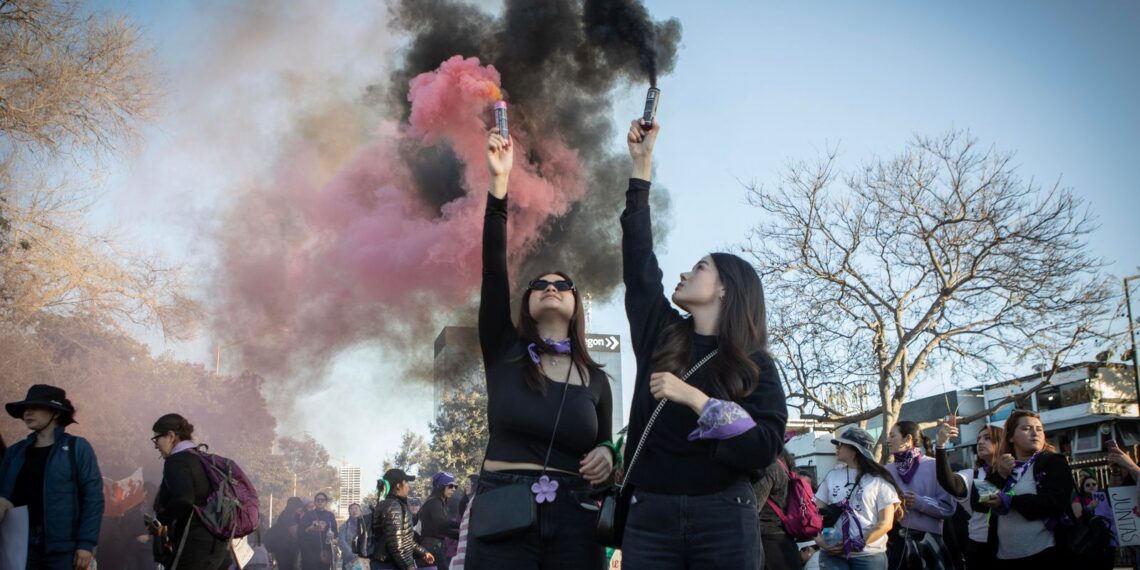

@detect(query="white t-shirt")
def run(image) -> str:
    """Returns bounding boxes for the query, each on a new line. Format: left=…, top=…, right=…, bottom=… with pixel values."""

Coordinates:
left=816, top=466, right=900, bottom=556
left=996, top=463, right=1053, bottom=559
left=954, top=467, right=990, bottom=543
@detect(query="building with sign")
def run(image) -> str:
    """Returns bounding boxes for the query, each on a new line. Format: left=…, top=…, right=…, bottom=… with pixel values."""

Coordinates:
left=433, top=326, right=624, bottom=430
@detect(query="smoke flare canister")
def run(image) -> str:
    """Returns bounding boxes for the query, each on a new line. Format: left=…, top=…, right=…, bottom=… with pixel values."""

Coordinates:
left=642, top=87, right=660, bottom=128
left=494, top=101, right=509, bottom=143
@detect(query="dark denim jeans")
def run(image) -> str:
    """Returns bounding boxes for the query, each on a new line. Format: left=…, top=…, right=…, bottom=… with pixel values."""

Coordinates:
left=27, top=531, right=75, bottom=570
left=463, top=470, right=605, bottom=570
left=620, top=478, right=760, bottom=570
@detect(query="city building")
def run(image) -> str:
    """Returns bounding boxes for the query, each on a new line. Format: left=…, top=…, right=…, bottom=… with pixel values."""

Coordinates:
left=337, top=463, right=361, bottom=520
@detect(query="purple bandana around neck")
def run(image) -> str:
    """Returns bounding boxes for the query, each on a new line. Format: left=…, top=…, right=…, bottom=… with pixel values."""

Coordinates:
left=893, top=447, right=923, bottom=484
left=527, top=337, right=572, bottom=364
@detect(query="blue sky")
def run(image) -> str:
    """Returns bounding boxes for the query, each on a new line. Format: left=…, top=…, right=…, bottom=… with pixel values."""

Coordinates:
left=88, top=1, right=1140, bottom=482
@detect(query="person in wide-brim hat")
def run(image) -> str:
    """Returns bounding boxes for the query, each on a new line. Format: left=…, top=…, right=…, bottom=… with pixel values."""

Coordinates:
left=830, top=426, right=878, bottom=462
left=5, top=384, right=77, bottom=425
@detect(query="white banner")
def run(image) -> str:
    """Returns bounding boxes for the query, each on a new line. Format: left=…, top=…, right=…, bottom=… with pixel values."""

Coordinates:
left=1108, top=485, right=1139, bottom=547
left=0, top=506, right=28, bottom=570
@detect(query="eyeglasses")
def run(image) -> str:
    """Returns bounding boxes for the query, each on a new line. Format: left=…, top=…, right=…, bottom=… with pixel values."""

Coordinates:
left=150, top=433, right=166, bottom=446
left=528, top=279, right=574, bottom=292
left=446, top=484, right=459, bottom=489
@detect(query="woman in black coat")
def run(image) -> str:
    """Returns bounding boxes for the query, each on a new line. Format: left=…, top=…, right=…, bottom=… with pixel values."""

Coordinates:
left=151, top=413, right=231, bottom=570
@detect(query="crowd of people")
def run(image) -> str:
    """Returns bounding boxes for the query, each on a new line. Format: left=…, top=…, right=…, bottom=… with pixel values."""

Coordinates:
left=0, top=116, right=1138, bottom=570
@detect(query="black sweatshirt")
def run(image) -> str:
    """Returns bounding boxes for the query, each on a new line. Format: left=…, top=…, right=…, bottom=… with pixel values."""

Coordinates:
left=621, top=178, right=788, bottom=495
left=418, top=495, right=459, bottom=540
left=479, top=193, right=613, bottom=473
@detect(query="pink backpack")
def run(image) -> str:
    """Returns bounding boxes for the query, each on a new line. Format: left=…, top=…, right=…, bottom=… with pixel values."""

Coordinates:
left=765, top=459, right=822, bottom=540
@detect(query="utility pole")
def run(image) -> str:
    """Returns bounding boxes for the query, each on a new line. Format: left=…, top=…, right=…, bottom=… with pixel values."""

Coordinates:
left=1124, top=275, right=1140, bottom=407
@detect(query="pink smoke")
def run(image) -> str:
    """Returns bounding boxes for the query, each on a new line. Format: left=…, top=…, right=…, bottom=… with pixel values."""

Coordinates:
left=219, top=56, right=586, bottom=367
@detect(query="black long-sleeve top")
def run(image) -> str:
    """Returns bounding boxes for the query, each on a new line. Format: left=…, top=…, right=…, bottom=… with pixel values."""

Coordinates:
left=418, top=495, right=459, bottom=540
left=935, top=448, right=970, bottom=499
left=479, top=194, right=613, bottom=473
left=621, top=178, right=788, bottom=495
left=983, top=451, right=1073, bottom=521
left=154, top=450, right=228, bottom=562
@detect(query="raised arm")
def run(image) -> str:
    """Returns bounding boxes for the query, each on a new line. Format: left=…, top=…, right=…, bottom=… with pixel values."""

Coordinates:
left=478, top=129, right=517, bottom=366
left=934, top=424, right=968, bottom=498
left=621, top=119, right=680, bottom=361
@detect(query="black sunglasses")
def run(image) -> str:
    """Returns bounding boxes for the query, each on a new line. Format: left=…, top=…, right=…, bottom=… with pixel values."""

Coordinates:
left=528, top=279, right=575, bottom=292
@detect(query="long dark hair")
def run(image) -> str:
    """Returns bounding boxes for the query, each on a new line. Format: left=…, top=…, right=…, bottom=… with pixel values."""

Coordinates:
left=975, top=425, right=1005, bottom=468
left=517, top=270, right=604, bottom=393
left=847, top=445, right=904, bottom=498
left=893, top=421, right=934, bottom=456
left=649, top=252, right=769, bottom=400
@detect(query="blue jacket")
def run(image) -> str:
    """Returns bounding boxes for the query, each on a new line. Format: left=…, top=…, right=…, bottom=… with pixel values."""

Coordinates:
left=0, top=427, right=105, bottom=553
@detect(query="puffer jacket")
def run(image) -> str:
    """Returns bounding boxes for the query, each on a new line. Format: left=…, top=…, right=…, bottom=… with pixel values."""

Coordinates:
left=0, top=427, right=104, bottom=553
left=372, top=495, right=428, bottom=570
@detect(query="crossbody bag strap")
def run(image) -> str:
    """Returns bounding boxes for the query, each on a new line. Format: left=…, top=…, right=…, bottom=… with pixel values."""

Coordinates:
left=539, top=360, right=575, bottom=476
left=619, top=348, right=720, bottom=491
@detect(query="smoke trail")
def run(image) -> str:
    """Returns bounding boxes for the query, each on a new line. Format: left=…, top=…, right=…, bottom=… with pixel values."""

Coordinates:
left=209, top=0, right=682, bottom=380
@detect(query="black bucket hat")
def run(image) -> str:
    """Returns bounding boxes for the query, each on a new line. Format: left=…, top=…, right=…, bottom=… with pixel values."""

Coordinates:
left=6, top=384, right=76, bottom=424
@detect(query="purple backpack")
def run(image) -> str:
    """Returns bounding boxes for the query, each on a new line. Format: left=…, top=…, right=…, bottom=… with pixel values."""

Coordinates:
left=190, top=447, right=260, bottom=539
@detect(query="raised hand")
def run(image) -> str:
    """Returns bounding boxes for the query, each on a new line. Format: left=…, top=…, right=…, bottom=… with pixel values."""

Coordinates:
left=627, top=119, right=660, bottom=181
left=936, top=422, right=959, bottom=447
left=487, top=128, right=514, bottom=198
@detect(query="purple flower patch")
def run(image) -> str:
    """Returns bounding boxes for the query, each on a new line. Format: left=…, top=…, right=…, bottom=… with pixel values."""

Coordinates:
left=531, top=475, right=559, bottom=503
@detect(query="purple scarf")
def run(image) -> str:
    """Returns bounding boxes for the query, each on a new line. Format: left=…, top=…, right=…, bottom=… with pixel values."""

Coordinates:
left=527, top=337, right=572, bottom=364
left=837, top=498, right=867, bottom=557
left=995, top=451, right=1042, bottom=516
left=892, top=447, right=922, bottom=484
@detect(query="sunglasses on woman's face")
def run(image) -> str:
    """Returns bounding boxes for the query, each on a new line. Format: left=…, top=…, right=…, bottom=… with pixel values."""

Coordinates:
left=528, top=279, right=575, bottom=292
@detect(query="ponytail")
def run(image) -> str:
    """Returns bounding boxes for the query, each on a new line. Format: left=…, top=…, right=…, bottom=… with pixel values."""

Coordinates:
left=378, top=479, right=391, bottom=501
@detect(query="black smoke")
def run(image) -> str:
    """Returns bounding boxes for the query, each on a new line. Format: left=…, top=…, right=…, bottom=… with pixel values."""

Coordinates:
left=382, top=0, right=682, bottom=301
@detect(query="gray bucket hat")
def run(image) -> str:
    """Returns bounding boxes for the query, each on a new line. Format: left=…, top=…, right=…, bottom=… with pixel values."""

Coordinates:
left=831, top=427, right=877, bottom=462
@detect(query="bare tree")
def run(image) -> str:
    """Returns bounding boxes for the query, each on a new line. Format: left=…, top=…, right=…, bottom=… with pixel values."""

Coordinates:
left=0, top=1, right=198, bottom=338
left=744, top=131, right=1114, bottom=458
left=0, top=0, right=154, bottom=158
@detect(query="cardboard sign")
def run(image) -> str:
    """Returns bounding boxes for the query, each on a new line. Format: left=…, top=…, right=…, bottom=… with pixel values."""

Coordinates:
left=1108, top=485, right=1139, bottom=547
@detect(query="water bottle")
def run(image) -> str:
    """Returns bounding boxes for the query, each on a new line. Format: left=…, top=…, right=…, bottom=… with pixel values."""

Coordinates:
left=821, top=527, right=842, bottom=546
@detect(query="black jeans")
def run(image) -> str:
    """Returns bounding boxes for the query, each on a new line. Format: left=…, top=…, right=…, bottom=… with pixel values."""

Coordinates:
left=463, top=470, right=605, bottom=570
left=621, top=478, right=760, bottom=570
left=421, top=536, right=450, bottom=570
left=760, top=528, right=801, bottom=570
left=886, top=527, right=952, bottom=570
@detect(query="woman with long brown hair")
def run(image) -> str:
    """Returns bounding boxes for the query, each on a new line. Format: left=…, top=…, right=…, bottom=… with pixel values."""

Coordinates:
left=934, top=421, right=1005, bottom=570
left=618, top=119, right=788, bottom=569
left=463, top=128, right=615, bottom=569
left=979, top=410, right=1072, bottom=567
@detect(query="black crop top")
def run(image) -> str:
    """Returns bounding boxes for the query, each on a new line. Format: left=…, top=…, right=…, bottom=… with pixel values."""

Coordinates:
left=479, top=194, right=613, bottom=473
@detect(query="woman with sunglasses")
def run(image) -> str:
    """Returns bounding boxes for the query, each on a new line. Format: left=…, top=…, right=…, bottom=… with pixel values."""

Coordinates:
left=151, top=413, right=231, bottom=570
left=619, top=119, right=788, bottom=569
left=463, top=128, right=616, bottom=569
